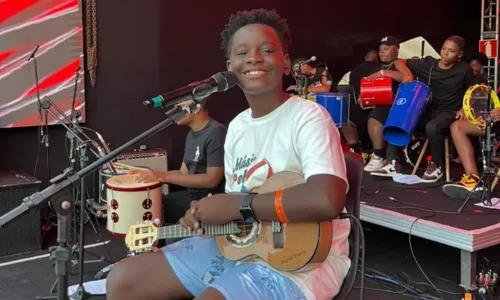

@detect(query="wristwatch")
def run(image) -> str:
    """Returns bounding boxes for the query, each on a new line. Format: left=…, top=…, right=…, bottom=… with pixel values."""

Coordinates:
left=240, top=193, right=257, bottom=223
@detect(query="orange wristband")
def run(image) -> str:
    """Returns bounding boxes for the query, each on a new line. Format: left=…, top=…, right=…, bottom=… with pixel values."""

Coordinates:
left=274, top=189, right=289, bottom=223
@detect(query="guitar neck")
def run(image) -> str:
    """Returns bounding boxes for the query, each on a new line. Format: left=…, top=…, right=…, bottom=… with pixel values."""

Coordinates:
left=157, top=222, right=241, bottom=239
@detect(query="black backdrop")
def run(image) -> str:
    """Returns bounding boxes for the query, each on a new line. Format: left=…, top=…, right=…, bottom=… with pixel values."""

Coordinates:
left=0, top=0, right=480, bottom=193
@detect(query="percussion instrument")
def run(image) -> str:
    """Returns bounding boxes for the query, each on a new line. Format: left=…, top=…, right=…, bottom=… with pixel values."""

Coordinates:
left=114, top=149, right=169, bottom=195
left=359, top=77, right=394, bottom=109
left=106, top=174, right=163, bottom=237
left=99, top=167, right=130, bottom=205
left=463, top=84, right=500, bottom=130
left=403, top=136, right=428, bottom=169
left=383, top=81, right=432, bottom=146
left=315, top=93, right=349, bottom=127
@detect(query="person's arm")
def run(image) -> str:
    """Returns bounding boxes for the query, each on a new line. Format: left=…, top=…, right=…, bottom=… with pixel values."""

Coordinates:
left=166, top=127, right=226, bottom=189
left=394, top=59, right=414, bottom=83
left=307, top=70, right=332, bottom=93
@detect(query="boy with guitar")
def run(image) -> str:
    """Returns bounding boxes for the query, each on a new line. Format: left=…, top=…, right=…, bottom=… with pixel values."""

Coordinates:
left=106, top=8, right=350, bottom=300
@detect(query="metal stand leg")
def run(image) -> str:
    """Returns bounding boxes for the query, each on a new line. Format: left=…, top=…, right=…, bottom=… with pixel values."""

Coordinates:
left=460, top=250, right=477, bottom=288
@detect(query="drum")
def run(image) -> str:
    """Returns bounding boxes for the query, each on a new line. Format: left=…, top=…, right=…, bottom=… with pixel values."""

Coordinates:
left=383, top=81, right=432, bottom=146
left=404, top=136, right=428, bottom=169
left=315, top=93, right=349, bottom=127
left=99, top=168, right=130, bottom=205
left=359, top=77, right=394, bottom=109
left=105, top=174, right=163, bottom=237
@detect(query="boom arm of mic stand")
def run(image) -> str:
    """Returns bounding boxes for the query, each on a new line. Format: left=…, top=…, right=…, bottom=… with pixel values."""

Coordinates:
left=41, top=99, right=101, bottom=160
left=0, top=106, right=188, bottom=228
left=42, top=97, right=117, bottom=173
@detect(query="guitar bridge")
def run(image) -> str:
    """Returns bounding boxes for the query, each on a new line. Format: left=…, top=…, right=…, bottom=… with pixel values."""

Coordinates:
left=272, top=221, right=284, bottom=249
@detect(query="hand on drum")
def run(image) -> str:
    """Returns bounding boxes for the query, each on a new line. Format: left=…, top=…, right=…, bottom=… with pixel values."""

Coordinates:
left=130, top=170, right=164, bottom=183
left=455, top=108, right=465, bottom=120
left=179, top=193, right=243, bottom=233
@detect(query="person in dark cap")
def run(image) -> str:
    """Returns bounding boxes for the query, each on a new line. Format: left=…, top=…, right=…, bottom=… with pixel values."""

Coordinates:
left=467, top=51, right=489, bottom=85
left=371, top=35, right=475, bottom=183
left=356, top=36, right=413, bottom=171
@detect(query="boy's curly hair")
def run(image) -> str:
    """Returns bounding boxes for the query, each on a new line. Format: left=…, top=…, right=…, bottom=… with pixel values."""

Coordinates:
left=220, top=8, right=292, bottom=58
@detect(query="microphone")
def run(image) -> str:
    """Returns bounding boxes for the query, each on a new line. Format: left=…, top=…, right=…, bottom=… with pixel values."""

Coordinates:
left=143, top=71, right=237, bottom=109
left=27, top=45, right=39, bottom=62
left=299, top=56, right=317, bottom=66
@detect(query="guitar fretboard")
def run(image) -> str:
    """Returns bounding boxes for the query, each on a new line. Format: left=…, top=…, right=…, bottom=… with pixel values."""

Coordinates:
left=157, top=222, right=241, bottom=239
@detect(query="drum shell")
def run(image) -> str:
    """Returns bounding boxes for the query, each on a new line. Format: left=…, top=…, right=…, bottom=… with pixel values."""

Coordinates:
left=99, top=168, right=129, bottom=204
left=359, top=77, right=393, bottom=109
left=105, top=179, right=163, bottom=237
left=315, top=93, right=349, bottom=127
left=383, top=81, right=432, bottom=146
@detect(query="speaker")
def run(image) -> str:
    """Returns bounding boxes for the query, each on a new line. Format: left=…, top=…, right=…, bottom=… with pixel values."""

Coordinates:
left=0, top=171, right=42, bottom=257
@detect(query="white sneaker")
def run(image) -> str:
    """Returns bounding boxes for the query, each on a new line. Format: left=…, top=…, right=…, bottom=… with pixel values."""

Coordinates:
left=371, top=160, right=402, bottom=177
left=364, top=155, right=386, bottom=172
left=420, top=161, right=443, bottom=183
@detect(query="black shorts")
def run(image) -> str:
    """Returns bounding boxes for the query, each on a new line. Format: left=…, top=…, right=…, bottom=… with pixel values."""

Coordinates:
left=349, top=101, right=391, bottom=127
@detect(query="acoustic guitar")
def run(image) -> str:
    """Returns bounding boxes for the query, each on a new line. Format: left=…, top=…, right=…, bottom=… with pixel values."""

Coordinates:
left=124, top=171, right=332, bottom=271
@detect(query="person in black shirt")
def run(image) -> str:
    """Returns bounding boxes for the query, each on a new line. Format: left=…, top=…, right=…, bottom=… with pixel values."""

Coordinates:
left=467, top=51, right=488, bottom=85
left=133, top=102, right=227, bottom=224
left=371, top=35, right=475, bottom=182
left=352, top=36, right=413, bottom=170
left=286, top=57, right=331, bottom=93
left=340, top=49, right=381, bottom=155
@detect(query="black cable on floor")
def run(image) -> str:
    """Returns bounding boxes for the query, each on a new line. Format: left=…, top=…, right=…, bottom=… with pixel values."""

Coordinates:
left=408, top=214, right=445, bottom=300
left=358, top=265, right=445, bottom=300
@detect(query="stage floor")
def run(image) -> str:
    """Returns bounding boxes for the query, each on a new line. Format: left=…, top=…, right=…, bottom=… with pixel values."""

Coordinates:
left=359, top=171, right=500, bottom=287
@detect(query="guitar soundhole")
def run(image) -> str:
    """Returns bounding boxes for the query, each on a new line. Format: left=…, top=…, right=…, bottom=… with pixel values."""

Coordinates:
left=235, top=223, right=252, bottom=238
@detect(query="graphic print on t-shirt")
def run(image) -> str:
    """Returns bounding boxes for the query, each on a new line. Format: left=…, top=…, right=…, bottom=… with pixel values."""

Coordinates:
left=230, top=153, right=274, bottom=193
left=193, top=146, right=200, bottom=162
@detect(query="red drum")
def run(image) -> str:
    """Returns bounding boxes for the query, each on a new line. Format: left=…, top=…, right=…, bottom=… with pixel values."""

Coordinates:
left=359, top=77, right=394, bottom=109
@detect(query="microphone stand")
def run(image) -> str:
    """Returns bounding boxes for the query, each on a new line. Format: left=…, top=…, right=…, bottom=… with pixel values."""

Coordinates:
left=45, top=189, right=74, bottom=300
left=37, top=97, right=101, bottom=300
left=0, top=102, right=199, bottom=300
left=28, top=45, right=51, bottom=182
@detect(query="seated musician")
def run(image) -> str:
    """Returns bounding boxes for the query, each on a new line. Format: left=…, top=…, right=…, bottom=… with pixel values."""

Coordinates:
left=345, top=36, right=413, bottom=170
left=106, top=8, right=350, bottom=300
left=443, top=108, right=500, bottom=198
left=286, top=57, right=332, bottom=93
left=340, top=48, right=381, bottom=155
left=371, top=36, right=475, bottom=182
left=467, top=51, right=489, bottom=85
left=133, top=101, right=227, bottom=225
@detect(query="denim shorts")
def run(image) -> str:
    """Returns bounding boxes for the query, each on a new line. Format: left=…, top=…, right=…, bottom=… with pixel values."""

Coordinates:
left=162, top=236, right=306, bottom=299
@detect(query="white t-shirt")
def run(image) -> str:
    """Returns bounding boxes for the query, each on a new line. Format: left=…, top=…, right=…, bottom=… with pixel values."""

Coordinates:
left=224, top=96, right=351, bottom=300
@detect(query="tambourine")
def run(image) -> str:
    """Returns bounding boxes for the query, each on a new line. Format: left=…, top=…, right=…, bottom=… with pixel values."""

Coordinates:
left=463, top=84, right=500, bottom=129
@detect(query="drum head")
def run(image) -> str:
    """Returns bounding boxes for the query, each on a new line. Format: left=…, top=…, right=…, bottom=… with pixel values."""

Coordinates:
left=404, top=137, right=428, bottom=168
left=105, top=174, right=161, bottom=191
